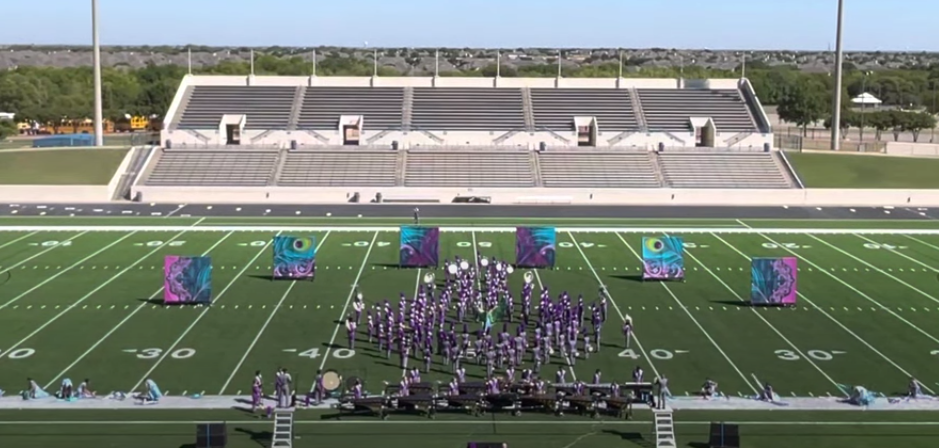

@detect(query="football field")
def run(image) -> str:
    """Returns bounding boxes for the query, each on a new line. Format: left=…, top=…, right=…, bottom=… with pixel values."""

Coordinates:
left=1, top=216, right=939, bottom=447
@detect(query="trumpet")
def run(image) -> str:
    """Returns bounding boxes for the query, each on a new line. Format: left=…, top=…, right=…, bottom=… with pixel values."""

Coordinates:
left=523, top=271, right=534, bottom=285
left=423, top=272, right=436, bottom=285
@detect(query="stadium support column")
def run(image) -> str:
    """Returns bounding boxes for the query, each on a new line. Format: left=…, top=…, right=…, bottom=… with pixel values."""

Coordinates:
left=830, top=0, right=845, bottom=151
left=91, top=0, right=104, bottom=147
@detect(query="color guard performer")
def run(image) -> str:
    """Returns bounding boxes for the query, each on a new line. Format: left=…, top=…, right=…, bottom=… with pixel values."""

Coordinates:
left=312, top=370, right=326, bottom=405
left=78, top=379, right=96, bottom=398
left=252, top=371, right=263, bottom=410
left=623, top=314, right=633, bottom=348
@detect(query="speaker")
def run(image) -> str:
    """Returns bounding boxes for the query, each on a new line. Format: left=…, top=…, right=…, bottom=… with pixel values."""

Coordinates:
left=290, top=140, right=298, bottom=150
left=196, top=422, right=227, bottom=448
left=392, top=140, right=399, bottom=150
left=539, top=141, right=547, bottom=152
left=763, top=142, right=770, bottom=152
left=708, top=422, right=739, bottom=448
left=165, top=140, right=172, bottom=149
left=657, top=142, right=665, bottom=152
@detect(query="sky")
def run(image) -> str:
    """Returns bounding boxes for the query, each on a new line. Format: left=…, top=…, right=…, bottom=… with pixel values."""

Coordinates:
left=0, top=0, right=934, bottom=51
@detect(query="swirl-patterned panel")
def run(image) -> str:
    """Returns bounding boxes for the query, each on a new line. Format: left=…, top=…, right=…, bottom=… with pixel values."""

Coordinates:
left=515, top=226, right=556, bottom=268
left=163, top=255, right=212, bottom=304
left=641, top=236, right=685, bottom=280
left=273, top=235, right=317, bottom=279
left=750, top=257, right=798, bottom=305
left=399, top=226, right=440, bottom=267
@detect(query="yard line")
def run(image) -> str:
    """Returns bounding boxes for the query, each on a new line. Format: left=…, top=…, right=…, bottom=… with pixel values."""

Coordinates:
left=853, top=234, right=938, bottom=272
left=402, top=267, right=422, bottom=378
left=471, top=230, right=483, bottom=291
left=735, top=219, right=751, bottom=229
left=0, top=231, right=89, bottom=277
left=128, top=231, right=281, bottom=392
left=0, top=232, right=139, bottom=309
left=807, top=234, right=939, bottom=306
left=43, top=231, right=235, bottom=390
left=747, top=232, right=939, bottom=346
left=217, top=231, right=332, bottom=394
left=615, top=233, right=757, bottom=394
left=566, top=232, right=660, bottom=380
left=903, top=234, right=939, bottom=252
left=0, top=231, right=39, bottom=251
left=711, top=233, right=933, bottom=394
left=164, top=204, right=187, bottom=218
left=0, top=228, right=193, bottom=360
left=314, top=231, right=380, bottom=389
left=681, top=243, right=848, bottom=396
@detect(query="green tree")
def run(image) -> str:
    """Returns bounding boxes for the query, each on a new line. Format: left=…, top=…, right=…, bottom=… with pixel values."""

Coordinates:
left=777, top=78, right=829, bottom=136
left=901, top=111, right=937, bottom=142
left=0, top=119, right=16, bottom=140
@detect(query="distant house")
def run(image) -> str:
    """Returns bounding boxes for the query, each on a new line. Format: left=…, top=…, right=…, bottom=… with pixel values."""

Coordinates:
left=0, top=112, right=14, bottom=121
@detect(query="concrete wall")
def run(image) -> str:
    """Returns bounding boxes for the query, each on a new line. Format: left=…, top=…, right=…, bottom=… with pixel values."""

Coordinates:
left=885, top=142, right=939, bottom=157
left=0, top=186, right=110, bottom=203
left=130, top=185, right=939, bottom=207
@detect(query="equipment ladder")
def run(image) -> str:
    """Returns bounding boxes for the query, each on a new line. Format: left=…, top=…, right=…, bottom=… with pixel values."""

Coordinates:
left=653, top=408, right=677, bottom=448
left=272, top=408, right=295, bottom=448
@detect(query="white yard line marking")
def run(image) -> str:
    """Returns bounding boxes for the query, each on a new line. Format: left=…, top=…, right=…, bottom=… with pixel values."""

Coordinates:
left=682, top=242, right=849, bottom=396
left=217, top=231, right=332, bottom=394
left=314, top=231, right=380, bottom=389
left=853, top=234, right=938, bottom=272
left=0, top=232, right=138, bottom=309
left=164, top=205, right=187, bottom=218
left=7, top=225, right=939, bottom=234
left=566, top=232, right=660, bottom=379
left=0, top=231, right=39, bottom=251
left=0, top=228, right=195, bottom=361
left=807, top=234, right=939, bottom=306
left=401, top=267, right=423, bottom=378
left=902, top=234, right=939, bottom=252
left=616, top=233, right=757, bottom=394
left=735, top=219, right=752, bottom=229
left=0, top=231, right=89, bottom=277
left=43, top=231, right=235, bottom=390
left=714, top=233, right=935, bottom=394
left=128, top=230, right=279, bottom=392
left=748, top=233, right=939, bottom=347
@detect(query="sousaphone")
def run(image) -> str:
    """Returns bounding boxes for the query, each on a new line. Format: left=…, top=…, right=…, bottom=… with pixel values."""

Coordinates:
left=423, top=272, right=436, bottom=285
left=523, top=271, right=534, bottom=284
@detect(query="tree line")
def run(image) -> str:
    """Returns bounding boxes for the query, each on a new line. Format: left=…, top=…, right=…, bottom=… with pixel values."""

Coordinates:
left=1, top=54, right=938, bottom=140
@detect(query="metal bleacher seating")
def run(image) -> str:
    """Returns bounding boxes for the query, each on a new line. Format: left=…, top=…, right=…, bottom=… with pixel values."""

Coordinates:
left=637, top=89, right=756, bottom=132
left=177, top=86, right=295, bottom=129
left=143, top=150, right=279, bottom=186
left=277, top=150, right=398, bottom=187
left=530, top=88, right=639, bottom=132
left=297, top=87, right=404, bottom=130
left=403, top=150, right=534, bottom=187
left=538, top=150, right=662, bottom=188
left=411, top=88, right=525, bottom=131
left=657, top=151, right=791, bottom=188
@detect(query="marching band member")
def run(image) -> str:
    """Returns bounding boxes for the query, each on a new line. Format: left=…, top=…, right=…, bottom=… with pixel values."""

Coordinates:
left=759, top=382, right=775, bottom=402
left=655, top=375, right=671, bottom=408
left=623, top=315, right=633, bottom=348
left=252, top=371, right=264, bottom=410
left=142, top=379, right=162, bottom=403
left=632, top=365, right=644, bottom=383
left=610, top=381, right=620, bottom=398
left=353, top=296, right=364, bottom=325
left=312, top=370, right=325, bottom=405
left=351, top=379, right=364, bottom=399
left=58, top=378, right=74, bottom=399
left=278, top=368, right=293, bottom=408
left=908, top=377, right=926, bottom=399
left=78, top=379, right=96, bottom=398
left=456, top=365, right=466, bottom=383
left=555, top=367, right=567, bottom=384
left=448, top=377, right=460, bottom=395
left=593, top=369, right=602, bottom=385
left=345, top=317, right=357, bottom=350
left=398, top=376, right=410, bottom=397
left=701, top=378, right=719, bottom=399
left=25, top=378, right=49, bottom=400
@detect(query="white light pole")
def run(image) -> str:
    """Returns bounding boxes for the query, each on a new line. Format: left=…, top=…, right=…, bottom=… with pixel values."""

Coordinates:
left=92, top=0, right=103, bottom=146
left=830, top=0, right=845, bottom=150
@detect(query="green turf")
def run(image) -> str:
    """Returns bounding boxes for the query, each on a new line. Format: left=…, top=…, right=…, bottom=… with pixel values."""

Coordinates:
left=0, top=148, right=129, bottom=185
left=2, top=222, right=939, bottom=447
left=787, top=152, right=939, bottom=188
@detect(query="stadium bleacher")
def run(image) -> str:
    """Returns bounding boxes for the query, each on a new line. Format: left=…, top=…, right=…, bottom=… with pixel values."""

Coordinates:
left=143, top=76, right=797, bottom=192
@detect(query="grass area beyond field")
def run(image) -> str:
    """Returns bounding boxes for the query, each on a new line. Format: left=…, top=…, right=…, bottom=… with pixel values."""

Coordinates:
left=0, top=148, right=128, bottom=184
left=787, top=151, right=939, bottom=188
left=3, top=221, right=939, bottom=447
